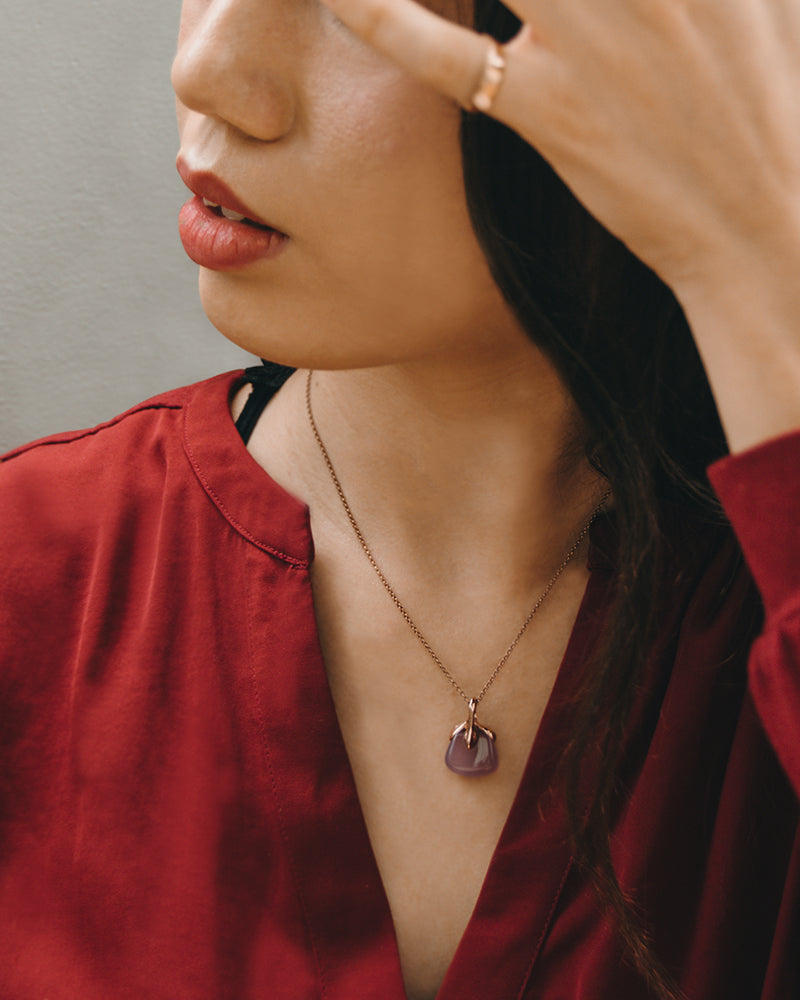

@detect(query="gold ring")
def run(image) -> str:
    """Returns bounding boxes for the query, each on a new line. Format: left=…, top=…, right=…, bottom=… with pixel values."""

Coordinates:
left=468, top=37, right=506, bottom=114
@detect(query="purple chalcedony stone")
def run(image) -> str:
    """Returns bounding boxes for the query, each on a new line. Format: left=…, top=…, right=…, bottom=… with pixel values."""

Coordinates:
left=445, top=725, right=498, bottom=776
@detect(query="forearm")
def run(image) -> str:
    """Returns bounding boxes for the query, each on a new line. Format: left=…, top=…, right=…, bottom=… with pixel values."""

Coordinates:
left=674, top=221, right=800, bottom=454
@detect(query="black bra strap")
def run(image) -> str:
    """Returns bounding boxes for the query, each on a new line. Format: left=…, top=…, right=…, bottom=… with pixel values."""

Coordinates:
left=235, top=361, right=296, bottom=445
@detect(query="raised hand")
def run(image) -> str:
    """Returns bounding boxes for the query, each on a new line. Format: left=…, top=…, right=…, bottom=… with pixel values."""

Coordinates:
left=322, top=0, right=800, bottom=450
left=322, top=0, right=800, bottom=295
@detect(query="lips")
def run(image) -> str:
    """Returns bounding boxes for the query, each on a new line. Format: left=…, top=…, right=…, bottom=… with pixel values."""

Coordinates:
left=178, top=196, right=289, bottom=271
left=176, top=159, right=288, bottom=270
left=177, top=160, right=277, bottom=228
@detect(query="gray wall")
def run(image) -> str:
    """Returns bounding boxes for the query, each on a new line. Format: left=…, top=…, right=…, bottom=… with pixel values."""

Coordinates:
left=0, top=0, right=252, bottom=453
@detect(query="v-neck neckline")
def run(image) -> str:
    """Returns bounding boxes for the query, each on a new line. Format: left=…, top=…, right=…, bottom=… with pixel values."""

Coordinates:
left=185, top=371, right=615, bottom=1000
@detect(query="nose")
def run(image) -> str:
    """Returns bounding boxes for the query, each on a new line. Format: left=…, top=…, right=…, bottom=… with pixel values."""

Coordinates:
left=172, top=0, right=296, bottom=141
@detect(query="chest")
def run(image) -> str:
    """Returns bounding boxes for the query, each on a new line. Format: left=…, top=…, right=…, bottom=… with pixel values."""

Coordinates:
left=312, top=574, right=587, bottom=1000
left=349, top=745, right=543, bottom=1000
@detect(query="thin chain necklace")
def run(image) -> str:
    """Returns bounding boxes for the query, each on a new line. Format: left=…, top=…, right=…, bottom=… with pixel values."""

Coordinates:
left=305, top=370, right=607, bottom=777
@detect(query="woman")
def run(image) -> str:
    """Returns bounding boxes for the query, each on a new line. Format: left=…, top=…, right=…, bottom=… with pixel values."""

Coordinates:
left=1, top=0, right=798, bottom=997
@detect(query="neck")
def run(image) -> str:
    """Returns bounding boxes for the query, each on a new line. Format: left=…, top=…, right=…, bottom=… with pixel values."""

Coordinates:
left=252, top=344, right=605, bottom=603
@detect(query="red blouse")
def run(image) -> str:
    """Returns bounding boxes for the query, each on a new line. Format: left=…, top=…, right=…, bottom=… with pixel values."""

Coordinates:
left=0, top=371, right=798, bottom=1000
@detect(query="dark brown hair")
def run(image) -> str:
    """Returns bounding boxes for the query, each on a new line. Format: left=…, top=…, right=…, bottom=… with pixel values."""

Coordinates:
left=462, top=3, right=732, bottom=996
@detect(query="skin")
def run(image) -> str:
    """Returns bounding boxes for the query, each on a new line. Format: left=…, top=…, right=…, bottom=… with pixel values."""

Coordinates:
left=320, top=0, right=800, bottom=453
left=173, top=0, right=516, bottom=371
left=172, top=0, right=800, bottom=996
left=174, top=5, right=604, bottom=998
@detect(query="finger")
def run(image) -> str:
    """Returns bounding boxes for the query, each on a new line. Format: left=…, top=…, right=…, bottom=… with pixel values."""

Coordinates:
left=321, top=0, right=492, bottom=110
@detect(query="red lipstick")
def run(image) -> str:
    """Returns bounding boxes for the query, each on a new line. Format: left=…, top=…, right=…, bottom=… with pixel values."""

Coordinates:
left=176, top=160, right=288, bottom=271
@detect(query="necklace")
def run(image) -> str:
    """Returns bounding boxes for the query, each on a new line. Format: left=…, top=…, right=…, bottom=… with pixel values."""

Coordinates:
left=306, top=370, right=607, bottom=777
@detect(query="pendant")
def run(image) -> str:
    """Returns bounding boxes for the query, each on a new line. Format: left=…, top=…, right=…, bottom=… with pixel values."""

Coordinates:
left=445, top=698, right=498, bottom=776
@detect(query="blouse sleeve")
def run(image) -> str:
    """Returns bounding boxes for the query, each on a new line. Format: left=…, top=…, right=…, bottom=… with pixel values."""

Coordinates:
left=708, top=431, right=800, bottom=799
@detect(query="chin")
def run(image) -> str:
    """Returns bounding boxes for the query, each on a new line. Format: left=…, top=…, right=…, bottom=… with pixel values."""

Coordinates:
left=198, top=276, right=385, bottom=372
left=196, top=261, right=516, bottom=373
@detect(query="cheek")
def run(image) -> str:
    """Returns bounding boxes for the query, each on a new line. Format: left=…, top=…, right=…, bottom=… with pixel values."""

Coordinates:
left=295, top=71, right=482, bottom=311
left=310, top=65, right=466, bottom=210
left=305, top=22, right=464, bottom=167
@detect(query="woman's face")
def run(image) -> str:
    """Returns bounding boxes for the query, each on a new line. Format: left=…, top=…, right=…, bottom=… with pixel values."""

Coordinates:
left=172, top=0, right=525, bottom=370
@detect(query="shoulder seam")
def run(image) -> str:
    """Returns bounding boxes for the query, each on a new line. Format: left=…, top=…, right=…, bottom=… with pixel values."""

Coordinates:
left=2, top=403, right=183, bottom=464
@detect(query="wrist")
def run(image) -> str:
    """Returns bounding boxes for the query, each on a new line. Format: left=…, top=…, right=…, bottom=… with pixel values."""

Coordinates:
left=670, top=223, right=800, bottom=454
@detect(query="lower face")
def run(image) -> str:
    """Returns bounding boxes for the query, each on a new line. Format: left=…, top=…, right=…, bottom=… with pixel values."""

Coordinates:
left=173, top=0, right=527, bottom=371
